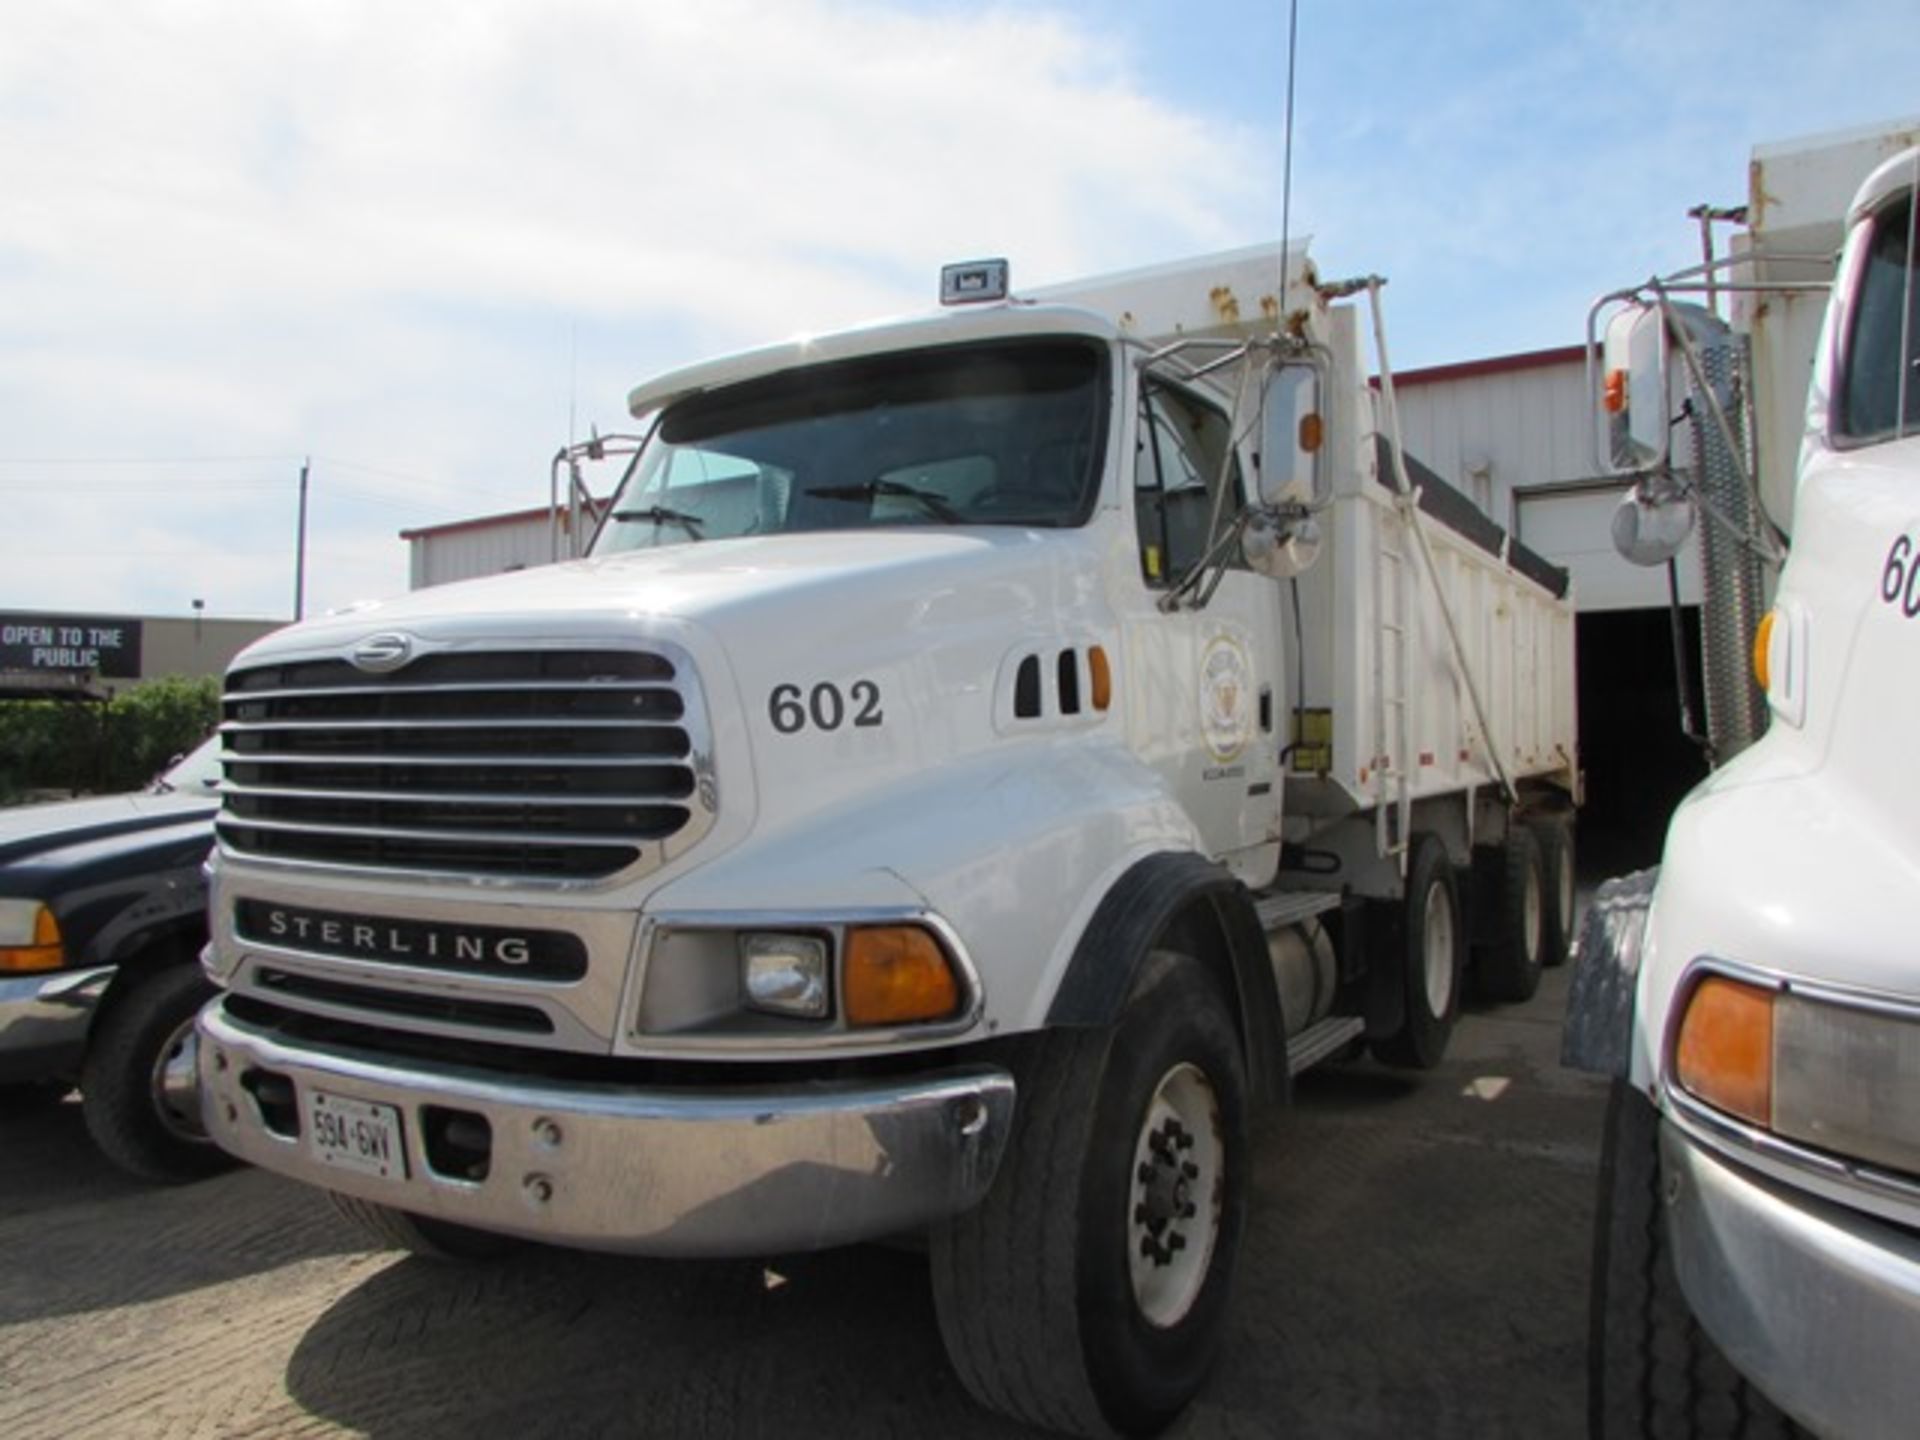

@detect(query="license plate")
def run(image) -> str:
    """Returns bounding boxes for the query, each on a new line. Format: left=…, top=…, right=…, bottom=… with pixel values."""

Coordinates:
left=306, top=1090, right=407, bottom=1181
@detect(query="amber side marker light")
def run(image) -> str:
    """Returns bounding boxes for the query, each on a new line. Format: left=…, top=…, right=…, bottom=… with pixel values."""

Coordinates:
left=844, top=925, right=962, bottom=1027
left=1089, top=645, right=1113, bottom=712
left=1675, top=975, right=1775, bottom=1128
left=1752, top=610, right=1777, bottom=693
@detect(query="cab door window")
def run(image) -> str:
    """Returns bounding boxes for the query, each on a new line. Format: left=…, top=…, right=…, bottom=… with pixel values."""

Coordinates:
left=1134, top=381, right=1245, bottom=586
left=1837, top=190, right=1920, bottom=445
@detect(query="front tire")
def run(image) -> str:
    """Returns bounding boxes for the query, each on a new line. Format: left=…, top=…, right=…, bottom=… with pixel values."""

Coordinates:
left=1590, top=1081, right=1802, bottom=1438
left=81, top=963, right=235, bottom=1183
left=930, top=950, right=1248, bottom=1437
left=1374, top=833, right=1464, bottom=1070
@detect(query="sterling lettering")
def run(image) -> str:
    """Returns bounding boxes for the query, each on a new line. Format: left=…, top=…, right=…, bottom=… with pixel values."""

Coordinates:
left=262, top=907, right=533, bottom=966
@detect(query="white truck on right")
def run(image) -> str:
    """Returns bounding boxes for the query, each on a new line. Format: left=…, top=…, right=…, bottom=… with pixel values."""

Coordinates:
left=1566, top=124, right=1920, bottom=1439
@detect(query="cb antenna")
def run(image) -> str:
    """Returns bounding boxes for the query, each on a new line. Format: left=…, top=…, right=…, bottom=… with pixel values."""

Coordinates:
left=1278, top=0, right=1300, bottom=294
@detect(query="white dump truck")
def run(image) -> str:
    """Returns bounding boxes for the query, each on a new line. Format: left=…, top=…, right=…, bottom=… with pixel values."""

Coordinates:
left=196, top=242, right=1576, bottom=1435
left=1567, top=121, right=1920, bottom=1440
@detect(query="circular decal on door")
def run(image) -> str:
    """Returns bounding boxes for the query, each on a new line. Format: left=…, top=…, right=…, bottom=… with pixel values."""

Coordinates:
left=1199, top=635, right=1254, bottom=763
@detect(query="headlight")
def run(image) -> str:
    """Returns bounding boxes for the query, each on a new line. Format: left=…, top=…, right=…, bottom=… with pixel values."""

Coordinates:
left=1673, top=969, right=1920, bottom=1178
left=740, top=932, right=831, bottom=1019
left=0, top=899, right=65, bottom=973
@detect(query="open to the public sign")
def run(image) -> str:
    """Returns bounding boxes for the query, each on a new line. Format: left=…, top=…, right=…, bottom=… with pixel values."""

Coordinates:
left=307, top=1090, right=406, bottom=1181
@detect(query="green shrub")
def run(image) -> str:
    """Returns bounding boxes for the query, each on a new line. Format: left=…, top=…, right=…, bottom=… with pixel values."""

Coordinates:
left=0, top=676, right=220, bottom=803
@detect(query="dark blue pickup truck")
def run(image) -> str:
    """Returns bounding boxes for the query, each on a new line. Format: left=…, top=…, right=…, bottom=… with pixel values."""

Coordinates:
left=0, top=739, right=230, bottom=1181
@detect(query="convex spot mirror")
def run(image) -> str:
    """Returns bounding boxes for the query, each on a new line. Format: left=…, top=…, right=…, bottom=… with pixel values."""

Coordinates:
left=1258, top=363, right=1325, bottom=507
left=1611, top=486, right=1696, bottom=567
left=1241, top=510, right=1322, bottom=579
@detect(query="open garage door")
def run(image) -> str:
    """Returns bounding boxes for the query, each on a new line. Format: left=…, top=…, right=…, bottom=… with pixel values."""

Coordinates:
left=1517, top=483, right=1711, bottom=873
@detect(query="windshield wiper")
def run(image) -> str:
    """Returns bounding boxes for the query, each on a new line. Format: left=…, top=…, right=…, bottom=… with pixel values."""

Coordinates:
left=805, top=480, right=963, bottom=524
left=612, top=505, right=705, bottom=538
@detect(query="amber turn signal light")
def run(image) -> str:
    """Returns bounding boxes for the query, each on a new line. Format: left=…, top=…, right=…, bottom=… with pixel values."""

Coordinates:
left=0, top=903, right=65, bottom=973
left=1089, top=645, right=1113, bottom=713
left=1752, top=611, right=1776, bottom=693
left=1674, top=975, right=1775, bottom=1127
left=844, top=925, right=961, bottom=1027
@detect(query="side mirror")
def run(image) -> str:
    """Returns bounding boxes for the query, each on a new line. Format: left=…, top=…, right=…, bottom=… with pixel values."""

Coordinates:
left=1257, top=363, right=1325, bottom=507
left=1599, top=304, right=1671, bottom=471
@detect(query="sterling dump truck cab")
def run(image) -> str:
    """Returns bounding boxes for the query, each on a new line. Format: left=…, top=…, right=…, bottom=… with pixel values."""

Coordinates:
left=1571, top=133, right=1920, bottom=1440
left=198, top=243, right=1577, bottom=1436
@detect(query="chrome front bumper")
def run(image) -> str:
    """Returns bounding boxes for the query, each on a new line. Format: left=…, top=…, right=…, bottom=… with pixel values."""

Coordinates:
left=198, top=1001, right=1015, bottom=1257
left=0, top=966, right=112, bottom=1084
left=1663, top=1122, right=1920, bottom=1440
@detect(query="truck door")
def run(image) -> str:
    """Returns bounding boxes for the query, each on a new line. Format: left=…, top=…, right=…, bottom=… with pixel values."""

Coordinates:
left=1130, top=374, right=1286, bottom=880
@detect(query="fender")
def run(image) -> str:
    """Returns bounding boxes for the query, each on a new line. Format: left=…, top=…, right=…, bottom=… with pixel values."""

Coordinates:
left=1560, top=867, right=1659, bottom=1078
left=1047, top=851, right=1288, bottom=1106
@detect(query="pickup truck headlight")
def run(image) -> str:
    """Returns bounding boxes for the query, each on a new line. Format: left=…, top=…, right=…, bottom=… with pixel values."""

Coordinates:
left=1673, top=970, right=1920, bottom=1178
left=0, top=899, right=65, bottom=972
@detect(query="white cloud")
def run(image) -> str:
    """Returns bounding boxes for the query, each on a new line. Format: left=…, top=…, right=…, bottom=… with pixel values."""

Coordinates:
left=0, top=0, right=1253, bottom=620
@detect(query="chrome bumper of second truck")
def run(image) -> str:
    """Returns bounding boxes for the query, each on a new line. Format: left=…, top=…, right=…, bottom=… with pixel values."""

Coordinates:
left=197, top=1001, right=1016, bottom=1256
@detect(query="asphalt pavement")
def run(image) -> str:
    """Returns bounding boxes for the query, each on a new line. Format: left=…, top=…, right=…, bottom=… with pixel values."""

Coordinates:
left=0, top=960, right=1606, bottom=1439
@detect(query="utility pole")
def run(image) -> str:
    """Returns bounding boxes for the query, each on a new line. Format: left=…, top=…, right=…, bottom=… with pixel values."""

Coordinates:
left=294, top=457, right=310, bottom=621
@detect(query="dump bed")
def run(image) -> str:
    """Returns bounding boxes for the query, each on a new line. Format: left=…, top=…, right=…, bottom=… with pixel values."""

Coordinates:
left=1284, top=414, right=1578, bottom=829
left=1034, top=240, right=1579, bottom=827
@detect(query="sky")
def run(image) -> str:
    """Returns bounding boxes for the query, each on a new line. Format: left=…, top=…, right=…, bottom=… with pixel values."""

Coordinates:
left=2, top=0, right=1916, bottom=623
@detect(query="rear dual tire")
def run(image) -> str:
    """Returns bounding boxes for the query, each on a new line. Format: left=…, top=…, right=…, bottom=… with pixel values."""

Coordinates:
left=1473, top=825, right=1547, bottom=1004
left=1375, top=833, right=1465, bottom=1070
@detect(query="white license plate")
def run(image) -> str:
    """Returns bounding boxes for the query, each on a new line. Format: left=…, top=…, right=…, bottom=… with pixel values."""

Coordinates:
left=307, top=1090, right=407, bottom=1180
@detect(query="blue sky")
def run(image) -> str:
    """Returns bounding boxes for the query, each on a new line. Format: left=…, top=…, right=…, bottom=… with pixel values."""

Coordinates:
left=1, top=0, right=1915, bottom=621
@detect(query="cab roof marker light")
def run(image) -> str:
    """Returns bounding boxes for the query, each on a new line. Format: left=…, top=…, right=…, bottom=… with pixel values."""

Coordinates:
left=941, top=259, right=1010, bottom=307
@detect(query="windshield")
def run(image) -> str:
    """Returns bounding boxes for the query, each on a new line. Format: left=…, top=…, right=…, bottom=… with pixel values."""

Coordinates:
left=155, top=736, right=222, bottom=795
left=592, top=338, right=1107, bottom=554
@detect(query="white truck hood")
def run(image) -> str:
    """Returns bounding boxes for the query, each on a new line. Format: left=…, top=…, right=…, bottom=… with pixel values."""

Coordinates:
left=239, top=529, right=1061, bottom=660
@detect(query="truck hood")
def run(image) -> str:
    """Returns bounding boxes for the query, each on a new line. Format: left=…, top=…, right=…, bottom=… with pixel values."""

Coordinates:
left=238, top=529, right=1072, bottom=655
left=0, top=790, right=218, bottom=868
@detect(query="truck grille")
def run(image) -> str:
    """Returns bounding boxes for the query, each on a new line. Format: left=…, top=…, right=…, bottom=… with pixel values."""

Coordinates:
left=217, top=647, right=710, bottom=882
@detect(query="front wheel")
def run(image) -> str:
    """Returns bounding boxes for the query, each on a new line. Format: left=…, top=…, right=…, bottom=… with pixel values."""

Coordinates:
left=82, top=963, right=236, bottom=1183
left=930, top=950, right=1248, bottom=1437
left=1590, top=1081, right=1803, bottom=1438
